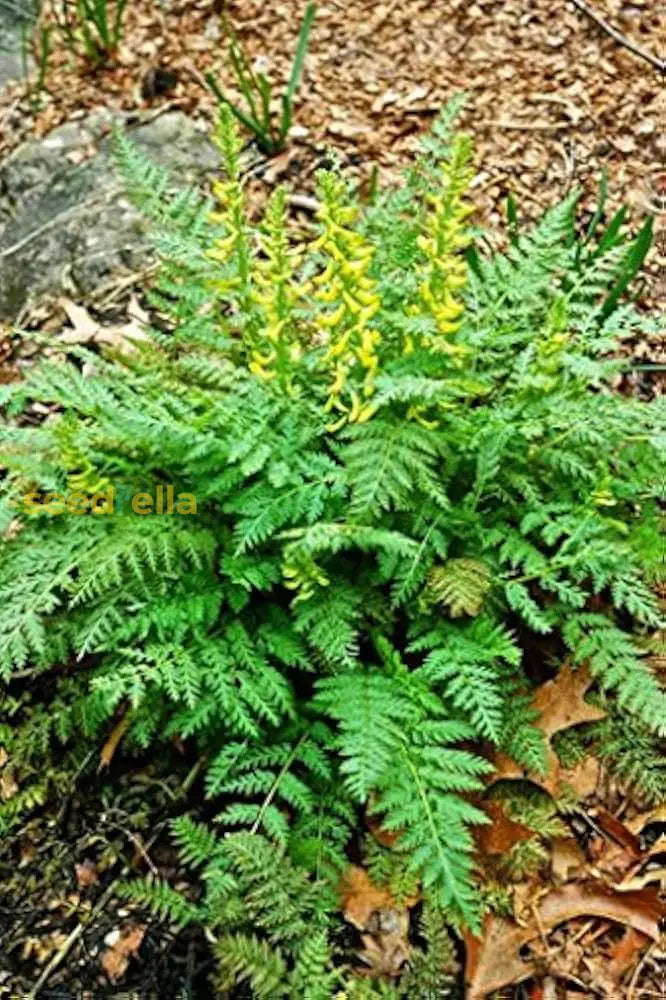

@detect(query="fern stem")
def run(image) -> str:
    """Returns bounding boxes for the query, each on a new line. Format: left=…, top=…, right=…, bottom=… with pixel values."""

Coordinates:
left=250, top=732, right=309, bottom=835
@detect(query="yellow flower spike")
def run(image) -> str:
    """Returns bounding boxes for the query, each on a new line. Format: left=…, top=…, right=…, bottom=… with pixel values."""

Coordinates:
left=342, top=258, right=367, bottom=278
left=309, top=168, right=385, bottom=425
left=250, top=348, right=276, bottom=365
left=265, top=320, right=287, bottom=344
left=356, top=289, right=380, bottom=309
left=56, top=415, right=112, bottom=496
left=325, top=392, right=349, bottom=416
left=435, top=320, right=461, bottom=336
left=207, top=237, right=236, bottom=260
left=436, top=300, right=464, bottom=322
left=310, top=234, right=327, bottom=253
left=243, top=184, right=310, bottom=390
left=408, top=132, right=473, bottom=356
left=324, top=241, right=346, bottom=263
left=249, top=362, right=276, bottom=381
left=328, top=365, right=347, bottom=396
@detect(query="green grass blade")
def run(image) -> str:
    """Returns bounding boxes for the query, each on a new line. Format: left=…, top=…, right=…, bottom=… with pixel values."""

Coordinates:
left=583, top=170, right=608, bottom=245
left=77, top=0, right=98, bottom=59
left=228, top=38, right=260, bottom=122
left=278, top=93, right=292, bottom=145
left=257, top=73, right=273, bottom=133
left=205, top=71, right=274, bottom=152
left=93, top=0, right=109, bottom=47
left=601, top=216, right=653, bottom=318
left=113, top=0, right=128, bottom=47
left=284, top=1, right=315, bottom=102
left=593, top=206, right=627, bottom=259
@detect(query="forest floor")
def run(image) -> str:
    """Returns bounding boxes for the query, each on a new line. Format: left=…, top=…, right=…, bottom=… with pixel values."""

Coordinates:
left=0, top=1, right=664, bottom=997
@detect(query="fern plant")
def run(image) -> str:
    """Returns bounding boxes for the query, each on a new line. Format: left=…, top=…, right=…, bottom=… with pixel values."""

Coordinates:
left=0, top=104, right=663, bottom=994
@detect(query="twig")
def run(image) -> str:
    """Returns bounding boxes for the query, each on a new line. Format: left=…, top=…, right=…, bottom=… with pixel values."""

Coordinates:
left=115, top=824, right=159, bottom=876
left=569, top=0, right=663, bottom=72
left=27, top=876, right=119, bottom=1000
left=180, top=58, right=212, bottom=96
left=180, top=754, right=206, bottom=796
left=131, top=99, right=182, bottom=127
left=288, top=193, right=320, bottom=214
left=493, top=120, right=571, bottom=132
left=529, top=901, right=553, bottom=957
left=90, top=263, right=160, bottom=308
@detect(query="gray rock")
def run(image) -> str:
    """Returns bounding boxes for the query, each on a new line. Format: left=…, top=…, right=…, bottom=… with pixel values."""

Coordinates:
left=0, top=0, right=35, bottom=88
left=0, top=111, right=219, bottom=319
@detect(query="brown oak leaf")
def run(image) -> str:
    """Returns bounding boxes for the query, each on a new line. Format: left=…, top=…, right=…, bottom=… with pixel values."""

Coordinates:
left=465, top=883, right=660, bottom=999
left=489, top=663, right=606, bottom=797
left=531, top=662, right=606, bottom=737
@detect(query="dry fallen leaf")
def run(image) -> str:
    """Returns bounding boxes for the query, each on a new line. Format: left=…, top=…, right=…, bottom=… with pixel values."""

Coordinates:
left=465, top=915, right=536, bottom=999
left=559, top=755, right=600, bottom=798
left=358, top=913, right=411, bottom=979
left=465, top=883, right=661, bottom=999
left=19, top=836, right=37, bottom=868
left=537, top=883, right=661, bottom=938
left=607, top=927, right=650, bottom=982
left=339, top=866, right=396, bottom=930
left=591, top=807, right=642, bottom=859
left=0, top=768, right=19, bottom=801
left=101, top=924, right=146, bottom=982
left=23, top=931, right=69, bottom=965
left=327, top=119, right=367, bottom=139
left=58, top=296, right=149, bottom=353
left=99, top=713, right=131, bottom=769
left=531, top=662, right=607, bottom=738
left=612, top=134, right=637, bottom=154
left=94, top=318, right=150, bottom=352
left=365, top=803, right=401, bottom=848
left=550, top=837, right=586, bottom=883
left=58, top=297, right=100, bottom=343
left=489, top=663, right=606, bottom=797
left=339, top=866, right=414, bottom=978
left=75, top=858, right=99, bottom=888
left=476, top=801, right=534, bottom=856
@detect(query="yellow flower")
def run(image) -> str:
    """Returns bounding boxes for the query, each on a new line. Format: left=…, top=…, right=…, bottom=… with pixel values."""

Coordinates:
left=245, top=186, right=309, bottom=389
left=409, top=134, right=474, bottom=354
left=312, top=171, right=383, bottom=428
